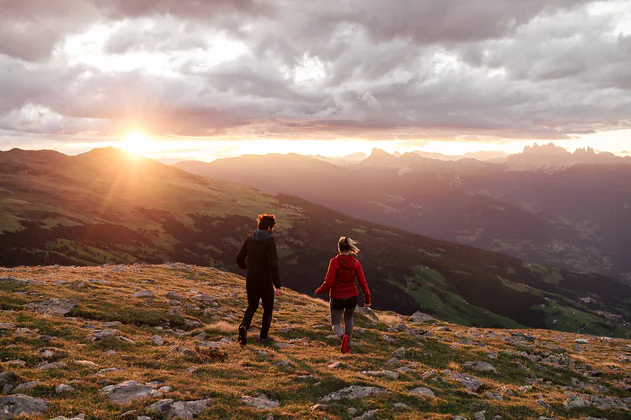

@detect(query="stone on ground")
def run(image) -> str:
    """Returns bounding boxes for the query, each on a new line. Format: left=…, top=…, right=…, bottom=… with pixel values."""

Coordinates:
left=450, top=373, right=485, bottom=393
left=463, top=361, right=497, bottom=374
left=241, top=394, right=280, bottom=409
left=27, top=299, right=77, bottom=316
left=100, top=381, right=156, bottom=404
left=321, top=386, right=388, bottom=402
left=409, top=387, right=436, bottom=397
left=0, top=394, right=48, bottom=418
left=146, top=398, right=213, bottom=418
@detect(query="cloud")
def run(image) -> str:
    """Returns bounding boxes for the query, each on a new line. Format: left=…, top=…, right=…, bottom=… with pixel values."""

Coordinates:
left=0, top=0, right=630, bottom=147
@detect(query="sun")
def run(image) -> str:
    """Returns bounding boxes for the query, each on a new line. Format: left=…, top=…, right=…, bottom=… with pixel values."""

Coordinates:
left=121, top=131, right=154, bottom=156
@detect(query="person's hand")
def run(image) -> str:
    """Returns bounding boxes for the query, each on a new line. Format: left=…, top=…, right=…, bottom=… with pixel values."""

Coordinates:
left=275, top=288, right=283, bottom=296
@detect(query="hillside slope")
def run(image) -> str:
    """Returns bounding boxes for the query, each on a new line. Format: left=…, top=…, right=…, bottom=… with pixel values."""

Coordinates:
left=173, top=151, right=631, bottom=284
left=1, top=148, right=630, bottom=337
left=0, top=264, right=630, bottom=419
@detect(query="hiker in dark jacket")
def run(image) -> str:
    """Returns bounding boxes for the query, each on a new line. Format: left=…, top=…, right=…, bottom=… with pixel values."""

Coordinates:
left=236, top=214, right=282, bottom=346
left=315, top=236, right=371, bottom=354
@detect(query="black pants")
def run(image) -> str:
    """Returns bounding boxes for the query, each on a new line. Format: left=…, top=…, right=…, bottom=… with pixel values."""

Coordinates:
left=241, top=281, right=275, bottom=338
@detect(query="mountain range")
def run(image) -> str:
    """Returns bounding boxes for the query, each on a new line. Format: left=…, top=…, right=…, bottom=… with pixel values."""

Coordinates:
left=173, top=145, right=631, bottom=285
left=1, top=147, right=630, bottom=337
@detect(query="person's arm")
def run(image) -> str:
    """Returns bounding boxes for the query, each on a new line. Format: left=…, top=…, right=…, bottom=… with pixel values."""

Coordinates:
left=315, top=259, right=337, bottom=295
left=236, top=238, right=248, bottom=270
left=356, top=260, right=371, bottom=306
left=267, top=239, right=281, bottom=289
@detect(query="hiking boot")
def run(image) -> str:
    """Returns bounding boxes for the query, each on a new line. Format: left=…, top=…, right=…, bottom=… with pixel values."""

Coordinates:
left=341, top=334, right=350, bottom=354
left=238, top=325, right=247, bottom=347
left=258, top=336, right=275, bottom=343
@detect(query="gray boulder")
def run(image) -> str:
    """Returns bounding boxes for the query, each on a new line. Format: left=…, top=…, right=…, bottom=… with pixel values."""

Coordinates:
left=27, top=299, right=76, bottom=316
left=241, top=394, right=279, bottom=409
left=361, top=370, right=399, bottom=380
left=89, top=329, right=120, bottom=341
left=563, top=394, right=591, bottom=409
left=100, top=381, right=156, bottom=404
left=409, top=387, right=436, bottom=398
left=410, top=311, right=434, bottom=323
left=450, top=373, right=485, bottom=393
left=321, top=386, right=388, bottom=402
left=0, top=394, right=48, bottom=418
left=463, top=362, right=497, bottom=374
left=146, top=398, right=213, bottom=418
left=133, top=290, right=154, bottom=298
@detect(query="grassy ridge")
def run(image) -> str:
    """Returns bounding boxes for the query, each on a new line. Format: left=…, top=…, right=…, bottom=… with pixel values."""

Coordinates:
left=0, top=265, right=630, bottom=419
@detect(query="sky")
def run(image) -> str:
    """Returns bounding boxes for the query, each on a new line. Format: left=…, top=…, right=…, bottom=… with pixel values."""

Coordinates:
left=1, top=0, right=630, bottom=161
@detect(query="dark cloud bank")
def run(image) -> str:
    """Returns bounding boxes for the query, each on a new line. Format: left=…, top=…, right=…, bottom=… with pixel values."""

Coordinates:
left=0, top=0, right=630, bottom=144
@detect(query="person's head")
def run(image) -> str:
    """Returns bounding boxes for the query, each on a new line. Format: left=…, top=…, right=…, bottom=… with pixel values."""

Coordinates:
left=257, top=213, right=276, bottom=232
left=338, top=236, right=360, bottom=255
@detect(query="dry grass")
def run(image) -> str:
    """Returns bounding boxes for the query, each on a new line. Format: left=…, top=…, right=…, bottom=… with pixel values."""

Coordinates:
left=0, top=264, right=629, bottom=420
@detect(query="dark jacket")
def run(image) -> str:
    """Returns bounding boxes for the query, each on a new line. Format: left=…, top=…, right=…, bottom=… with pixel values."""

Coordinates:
left=315, top=254, right=371, bottom=305
left=236, top=229, right=281, bottom=289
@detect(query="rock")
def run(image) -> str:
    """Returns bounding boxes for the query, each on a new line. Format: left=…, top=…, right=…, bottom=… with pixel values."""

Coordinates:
left=27, top=299, right=77, bottom=316
left=166, top=291, right=184, bottom=300
left=410, top=311, right=434, bottom=323
left=101, top=321, right=122, bottom=328
left=191, top=294, right=216, bottom=306
left=361, top=370, right=399, bottom=380
left=0, top=371, right=18, bottom=388
left=409, top=387, right=436, bottom=398
left=321, top=386, right=388, bottom=402
left=328, top=362, right=342, bottom=369
left=485, top=391, right=503, bottom=401
left=55, top=384, right=75, bottom=393
left=421, top=369, right=436, bottom=379
left=133, top=290, right=154, bottom=298
left=310, top=404, right=327, bottom=412
left=575, top=338, right=589, bottom=344
left=0, top=394, right=48, bottom=417
left=473, top=410, right=486, bottom=420
left=274, top=343, right=292, bottom=349
left=563, top=394, right=591, bottom=409
left=95, top=367, right=124, bottom=375
left=74, top=360, right=97, bottom=367
left=146, top=398, right=213, bottom=418
left=536, top=400, right=551, bottom=409
left=0, top=323, right=16, bottom=330
left=394, top=403, right=409, bottom=409
left=49, top=416, right=85, bottom=420
left=38, top=362, right=68, bottom=371
left=463, top=361, right=497, bottom=374
left=151, top=335, right=165, bottom=346
left=13, top=381, right=42, bottom=392
left=354, top=409, right=378, bottom=420
left=450, top=373, right=485, bottom=393
left=385, top=357, right=400, bottom=365
left=241, top=394, right=280, bottom=409
left=348, top=408, right=358, bottom=415
left=100, top=381, right=156, bottom=404
left=392, top=347, right=406, bottom=358
left=89, top=329, right=120, bottom=341
left=397, top=366, right=412, bottom=374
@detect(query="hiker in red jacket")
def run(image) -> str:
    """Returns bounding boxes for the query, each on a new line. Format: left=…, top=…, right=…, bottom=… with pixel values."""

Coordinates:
left=315, top=236, right=371, bottom=354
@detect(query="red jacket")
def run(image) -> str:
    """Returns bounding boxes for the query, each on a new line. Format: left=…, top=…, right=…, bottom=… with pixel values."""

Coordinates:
left=315, top=254, right=371, bottom=305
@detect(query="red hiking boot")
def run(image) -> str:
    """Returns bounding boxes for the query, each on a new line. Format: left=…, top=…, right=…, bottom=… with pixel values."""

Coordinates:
left=341, top=334, right=350, bottom=354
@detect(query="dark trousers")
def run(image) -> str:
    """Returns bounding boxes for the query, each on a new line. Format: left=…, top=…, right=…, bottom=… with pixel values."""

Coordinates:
left=241, top=281, right=275, bottom=338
